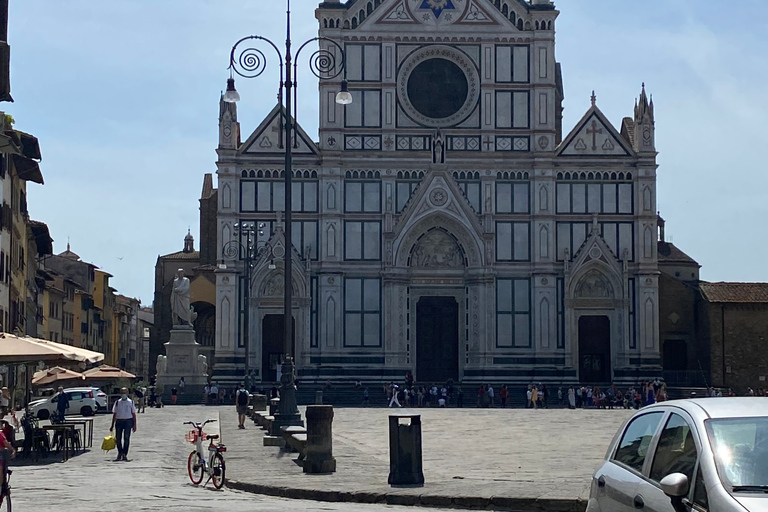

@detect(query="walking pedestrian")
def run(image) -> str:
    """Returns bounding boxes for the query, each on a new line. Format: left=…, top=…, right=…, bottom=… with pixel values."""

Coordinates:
left=236, top=383, right=249, bottom=429
left=487, top=385, right=495, bottom=408
left=54, top=386, right=69, bottom=420
left=362, top=387, right=369, bottom=406
left=388, top=383, right=401, bottom=407
left=568, top=386, right=576, bottom=409
left=134, top=387, right=145, bottom=413
left=110, top=387, right=137, bottom=461
left=178, top=377, right=186, bottom=394
left=456, top=386, right=463, bottom=407
left=170, top=386, right=178, bottom=405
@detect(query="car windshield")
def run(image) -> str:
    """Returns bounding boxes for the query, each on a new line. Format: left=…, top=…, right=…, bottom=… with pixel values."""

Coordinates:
left=706, top=417, right=768, bottom=491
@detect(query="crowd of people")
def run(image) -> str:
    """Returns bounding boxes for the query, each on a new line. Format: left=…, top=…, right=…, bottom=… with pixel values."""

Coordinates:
left=559, top=380, right=668, bottom=409
left=360, top=374, right=703, bottom=409
left=380, top=377, right=464, bottom=408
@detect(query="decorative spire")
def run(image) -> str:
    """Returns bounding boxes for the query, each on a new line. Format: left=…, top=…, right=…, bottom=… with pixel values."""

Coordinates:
left=590, top=90, right=596, bottom=107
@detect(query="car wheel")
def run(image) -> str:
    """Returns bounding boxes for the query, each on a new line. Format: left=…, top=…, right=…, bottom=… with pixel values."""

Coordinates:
left=37, top=409, right=50, bottom=420
left=80, top=406, right=93, bottom=417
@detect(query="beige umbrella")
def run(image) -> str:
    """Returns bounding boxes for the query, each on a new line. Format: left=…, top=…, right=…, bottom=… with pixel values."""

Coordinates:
left=83, top=365, right=136, bottom=380
left=31, top=339, right=104, bottom=365
left=0, top=333, right=68, bottom=364
left=32, top=366, right=86, bottom=386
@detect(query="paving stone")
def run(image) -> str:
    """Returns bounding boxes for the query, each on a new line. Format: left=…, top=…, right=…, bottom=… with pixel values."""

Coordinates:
left=221, top=405, right=633, bottom=511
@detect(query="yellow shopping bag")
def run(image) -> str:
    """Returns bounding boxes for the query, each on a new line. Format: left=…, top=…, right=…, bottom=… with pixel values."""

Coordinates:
left=101, top=435, right=116, bottom=452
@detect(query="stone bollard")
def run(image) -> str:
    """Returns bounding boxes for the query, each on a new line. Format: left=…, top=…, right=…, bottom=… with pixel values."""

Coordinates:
left=252, top=394, right=268, bottom=412
left=388, top=414, right=424, bottom=486
left=315, top=390, right=323, bottom=405
left=269, top=397, right=280, bottom=416
left=303, top=405, right=336, bottom=473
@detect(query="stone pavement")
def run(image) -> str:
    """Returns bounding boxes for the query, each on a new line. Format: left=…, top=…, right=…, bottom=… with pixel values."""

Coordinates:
left=9, top=406, right=463, bottom=512
left=223, top=405, right=634, bottom=511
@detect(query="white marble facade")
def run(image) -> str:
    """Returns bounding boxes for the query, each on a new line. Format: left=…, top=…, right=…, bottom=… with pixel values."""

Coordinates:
left=213, top=0, right=661, bottom=385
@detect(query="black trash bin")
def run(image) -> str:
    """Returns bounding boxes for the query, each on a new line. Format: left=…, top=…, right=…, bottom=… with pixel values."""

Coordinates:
left=388, top=414, right=424, bottom=486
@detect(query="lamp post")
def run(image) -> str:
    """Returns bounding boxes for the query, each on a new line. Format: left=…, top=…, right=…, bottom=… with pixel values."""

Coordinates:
left=222, top=222, right=276, bottom=381
left=223, top=1, right=350, bottom=426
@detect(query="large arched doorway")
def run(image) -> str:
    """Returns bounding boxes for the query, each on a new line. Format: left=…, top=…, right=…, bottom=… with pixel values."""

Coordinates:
left=569, top=265, right=623, bottom=384
left=192, top=301, right=215, bottom=379
left=406, top=227, right=467, bottom=383
left=578, top=316, right=611, bottom=383
left=416, top=297, right=459, bottom=383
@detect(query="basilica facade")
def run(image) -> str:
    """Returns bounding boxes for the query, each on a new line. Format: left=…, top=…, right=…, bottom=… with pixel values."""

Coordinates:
left=212, top=0, right=662, bottom=386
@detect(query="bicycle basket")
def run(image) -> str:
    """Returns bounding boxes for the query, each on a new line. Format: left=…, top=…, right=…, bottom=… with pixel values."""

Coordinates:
left=185, top=430, right=198, bottom=443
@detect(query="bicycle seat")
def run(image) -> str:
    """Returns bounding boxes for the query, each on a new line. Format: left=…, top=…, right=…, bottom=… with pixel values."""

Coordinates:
left=207, top=434, right=219, bottom=440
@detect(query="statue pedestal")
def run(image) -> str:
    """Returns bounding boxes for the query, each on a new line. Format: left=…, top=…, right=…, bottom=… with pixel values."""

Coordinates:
left=157, top=326, right=208, bottom=402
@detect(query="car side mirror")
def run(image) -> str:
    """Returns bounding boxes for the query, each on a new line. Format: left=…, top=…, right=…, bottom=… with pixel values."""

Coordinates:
left=660, top=473, right=690, bottom=497
left=660, top=473, right=690, bottom=512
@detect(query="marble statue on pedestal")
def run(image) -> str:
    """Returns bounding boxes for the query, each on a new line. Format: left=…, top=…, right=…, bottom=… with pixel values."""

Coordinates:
left=171, top=269, right=193, bottom=326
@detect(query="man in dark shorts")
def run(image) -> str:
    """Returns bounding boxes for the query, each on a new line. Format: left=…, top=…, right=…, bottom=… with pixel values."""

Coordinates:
left=235, top=384, right=249, bottom=429
left=55, top=386, right=69, bottom=420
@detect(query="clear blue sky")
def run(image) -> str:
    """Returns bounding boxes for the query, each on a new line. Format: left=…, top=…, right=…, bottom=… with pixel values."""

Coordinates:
left=6, top=0, right=768, bottom=303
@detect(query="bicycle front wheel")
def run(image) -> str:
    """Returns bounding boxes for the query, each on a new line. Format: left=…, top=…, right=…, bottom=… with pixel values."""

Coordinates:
left=211, top=453, right=225, bottom=489
left=187, top=451, right=204, bottom=485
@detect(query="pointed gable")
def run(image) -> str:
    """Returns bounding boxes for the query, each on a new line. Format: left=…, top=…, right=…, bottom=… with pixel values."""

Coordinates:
left=368, top=0, right=515, bottom=30
left=239, top=104, right=319, bottom=156
left=556, top=103, right=635, bottom=158
left=392, top=171, right=485, bottom=268
left=567, top=223, right=625, bottom=299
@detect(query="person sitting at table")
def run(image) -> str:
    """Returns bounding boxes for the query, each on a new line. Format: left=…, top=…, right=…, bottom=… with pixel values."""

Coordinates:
left=0, top=421, right=14, bottom=449
left=0, top=425, right=15, bottom=491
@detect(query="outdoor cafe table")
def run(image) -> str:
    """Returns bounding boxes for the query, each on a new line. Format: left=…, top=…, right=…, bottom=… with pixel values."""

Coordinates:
left=62, top=417, right=94, bottom=448
left=41, top=424, right=76, bottom=461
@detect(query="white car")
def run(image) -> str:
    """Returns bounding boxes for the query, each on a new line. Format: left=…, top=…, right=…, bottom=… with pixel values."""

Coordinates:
left=587, top=397, right=768, bottom=512
left=29, top=389, right=98, bottom=419
left=65, top=387, right=108, bottom=412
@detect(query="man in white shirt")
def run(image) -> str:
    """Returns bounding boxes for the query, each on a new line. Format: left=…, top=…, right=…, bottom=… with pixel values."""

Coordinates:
left=110, top=387, right=137, bottom=462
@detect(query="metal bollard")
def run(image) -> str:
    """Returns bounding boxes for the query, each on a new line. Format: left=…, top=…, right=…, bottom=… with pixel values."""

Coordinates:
left=388, top=414, right=424, bottom=486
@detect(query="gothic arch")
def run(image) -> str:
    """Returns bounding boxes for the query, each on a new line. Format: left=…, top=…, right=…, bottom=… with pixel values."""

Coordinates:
left=394, top=213, right=483, bottom=268
left=567, top=260, right=623, bottom=300
left=407, top=228, right=467, bottom=268
left=257, top=271, right=303, bottom=298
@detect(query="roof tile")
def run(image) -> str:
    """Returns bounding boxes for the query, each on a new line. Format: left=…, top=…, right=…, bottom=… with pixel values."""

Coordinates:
left=700, top=282, right=768, bottom=303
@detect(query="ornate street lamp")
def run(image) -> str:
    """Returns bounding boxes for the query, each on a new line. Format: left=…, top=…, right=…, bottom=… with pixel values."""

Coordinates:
left=223, top=0, right=350, bottom=428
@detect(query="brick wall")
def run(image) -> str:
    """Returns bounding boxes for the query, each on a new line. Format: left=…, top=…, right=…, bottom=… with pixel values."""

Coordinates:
left=705, top=302, right=768, bottom=392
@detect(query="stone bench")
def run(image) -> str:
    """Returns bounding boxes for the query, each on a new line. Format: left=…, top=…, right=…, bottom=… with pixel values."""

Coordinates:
left=253, top=411, right=270, bottom=428
left=280, top=426, right=307, bottom=456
